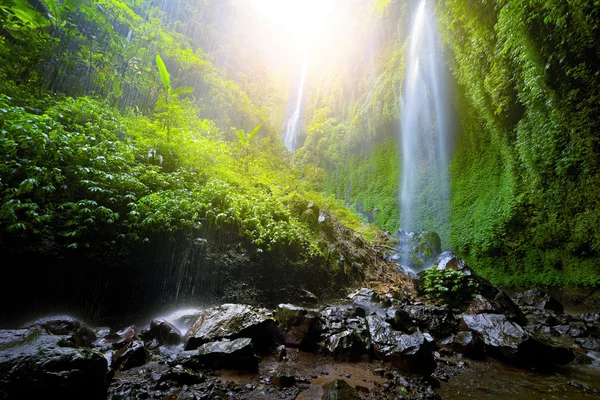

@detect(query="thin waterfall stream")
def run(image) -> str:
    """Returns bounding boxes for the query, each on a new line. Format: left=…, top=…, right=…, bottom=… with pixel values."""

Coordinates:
left=399, top=0, right=452, bottom=272
left=283, top=56, right=309, bottom=152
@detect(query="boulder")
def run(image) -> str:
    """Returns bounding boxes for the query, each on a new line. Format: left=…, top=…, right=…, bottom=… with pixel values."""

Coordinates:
left=112, top=340, right=149, bottom=371
left=163, top=308, right=204, bottom=334
left=0, top=330, right=108, bottom=400
left=403, top=304, right=457, bottom=338
left=452, top=331, right=486, bottom=359
left=348, top=288, right=386, bottom=318
left=366, top=315, right=436, bottom=376
left=93, top=325, right=135, bottom=351
left=321, top=379, right=361, bottom=400
left=184, top=304, right=276, bottom=350
left=433, top=254, right=527, bottom=325
left=148, top=318, right=182, bottom=345
left=275, top=304, right=322, bottom=349
left=460, top=313, right=573, bottom=366
left=22, top=315, right=96, bottom=347
left=190, top=338, right=258, bottom=371
left=396, top=230, right=442, bottom=270
left=326, top=330, right=364, bottom=361
left=512, top=289, right=564, bottom=314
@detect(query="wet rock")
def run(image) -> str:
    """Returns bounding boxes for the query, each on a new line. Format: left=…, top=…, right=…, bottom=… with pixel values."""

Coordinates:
left=163, top=308, right=204, bottom=333
left=452, top=331, right=485, bottom=359
left=326, top=330, right=364, bottom=361
left=403, top=304, right=457, bottom=338
left=432, top=254, right=527, bottom=324
left=22, top=315, right=96, bottom=347
left=460, top=313, right=573, bottom=366
left=275, top=304, right=322, bottom=349
left=434, top=251, right=472, bottom=274
left=366, top=314, right=436, bottom=376
left=0, top=331, right=108, bottom=400
left=159, top=364, right=205, bottom=385
left=321, top=379, right=361, bottom=400
left=184, top=304, right=276, bottom=350
left=575, top=337, right=600, bottom=350
left=386, top=307, right=418, bottom=333
left=276, top=344, right=287, bottom=361
left=112, top=340, right=149, bottom=370
left=321, top=305, right=354, bottom=333
left=348, top=288, right=387, bottom=318
left=195, top=338, right=258, bottom=370
left=273, top=366, right=297, bottom=388
left=94, top=325, right=136, bottom=351
left=148, top=318, right=182, bottom=345
left=397, top=230, right=442, bottom=270
left=466, top=294, right=498, bottom=314
left=512, top=289, right=564, bottom=314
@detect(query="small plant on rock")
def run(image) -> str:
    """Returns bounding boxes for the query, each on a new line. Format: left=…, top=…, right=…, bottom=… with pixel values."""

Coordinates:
left=422, top=268, right=478, bottom=308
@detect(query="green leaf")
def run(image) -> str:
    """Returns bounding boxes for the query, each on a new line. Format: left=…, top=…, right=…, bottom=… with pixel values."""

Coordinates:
left=112, top=76, right=122, bottom=99
left=41, top=0, right=60, bottom=21
left=7, top=0, right=50, bottom=28
left=171, top=86, right=194, bottom=98
left=155, top=54, right=171, bottom=93
left=236, top=129, right=246, bottom=144
left=248, top=124, right=262, bottom=141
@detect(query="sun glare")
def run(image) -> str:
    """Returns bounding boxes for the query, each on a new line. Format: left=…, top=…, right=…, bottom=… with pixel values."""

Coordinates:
left=249, top=0, right=336, bottom=49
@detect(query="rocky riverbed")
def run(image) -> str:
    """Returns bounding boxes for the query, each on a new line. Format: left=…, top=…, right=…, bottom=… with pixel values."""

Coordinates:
left=1, top=253, right=600, bottom=399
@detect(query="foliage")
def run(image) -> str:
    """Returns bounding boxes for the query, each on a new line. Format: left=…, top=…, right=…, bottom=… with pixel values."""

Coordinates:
left=436, top=0, right=600, bottom=288
left=0, top=89, right=335, bottom=258
left=422, top=268, right=478, bottom=308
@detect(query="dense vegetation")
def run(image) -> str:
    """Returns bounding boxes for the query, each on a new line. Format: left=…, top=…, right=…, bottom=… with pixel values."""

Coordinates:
left=0, top=0, right=377, bottom=306
left=437, top=0, right=600, bottom=288
left=294, top=0, right=600, bottom=289
left=1, top=0, right=600, bottom=296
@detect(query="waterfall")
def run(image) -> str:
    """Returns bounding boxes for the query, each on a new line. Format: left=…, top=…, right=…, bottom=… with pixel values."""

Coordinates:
left=283, top=57, right=308, bottom=152
left=399, top=0, right=452, bottom=267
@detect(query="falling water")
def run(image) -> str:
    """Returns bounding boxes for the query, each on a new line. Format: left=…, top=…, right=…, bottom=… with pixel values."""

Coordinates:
left=283, top=57, right=309, bottom=152
left=399, top=0, right=451, bottom=266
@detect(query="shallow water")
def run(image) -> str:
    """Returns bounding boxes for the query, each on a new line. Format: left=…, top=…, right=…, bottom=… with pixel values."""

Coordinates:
left=437, top=358, right=600, bottom=400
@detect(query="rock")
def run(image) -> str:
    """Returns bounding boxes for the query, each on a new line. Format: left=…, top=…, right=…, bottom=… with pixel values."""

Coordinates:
left=148, top=318, right=182, bottom=345
left=460, top=313, right=573, bottom=366
left=159, top=364, right=205, bottom=385
left=275, top=304, right=322, bottom=349
left=94, top=325, right=136, bottom=351
left=195, top=338, right=258, bottom=370
left=22, top=315, right=96, bottom=347
left=184, top=304, right=276, bottom=350
left=452, top=331, right=485, bottom=359
left=276, top=344, right=287, bottom=361
left=0, top=330, right=108, bottom=400
left=321, top=305, right=354, bottom=333
left=366, top=315, right=436, bottom=376
left=403, top=304, right=457, bottom=338
left=273, top=367, right=297, bottom=388
left=396, top=230, right=442, bottom=271
left=432, top=254, right=527, bottom=324
left=326, top=330, right=364, bottom=361
left=466, top=295, right=498, bottom=314
left=321, top=379, right=361, bottom=400
left=513, top=290, right=564, bottom=314
left=112, top=340, right=149, bottom=370
left=386, top=307, right=418, bottom=333
left=163, top=308, right=204, bottom=334
left=434, top=251, right=472, bottom=274
left=348, top=288, right=386, bottom=318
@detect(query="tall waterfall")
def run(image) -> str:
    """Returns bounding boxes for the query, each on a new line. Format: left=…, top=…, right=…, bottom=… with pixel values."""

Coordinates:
left=399, top=1, right=452, bottom=257
left=283, top=57, right=308, bottom=152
